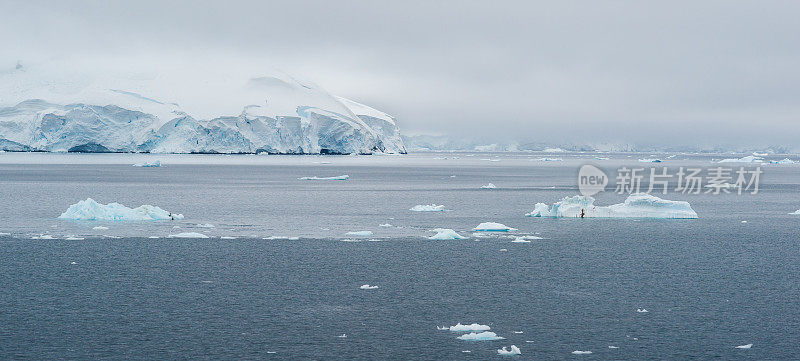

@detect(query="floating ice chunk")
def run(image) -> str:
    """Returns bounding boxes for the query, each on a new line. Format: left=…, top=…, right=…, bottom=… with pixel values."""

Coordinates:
left=543, top=147, right=565, bottom=152
left=718, top=156, right=763, bottom=163
left=511, top=237, right=530, bottom=243
left=497, top=345, right=521, bottom=355
left=0, top=232, right=10, bottom=236
left=441, top=323, right=491, bottom=332
left=167, top=232, right=208, bottom=238
left=59, top=198, right=184, bottom=221
left=770, top=158, right=795, bottom=164
left=33, top=235, right=57, bottom=239
left=346, top=231, right=373, bottom=236
left=527, top=193, right=698, bottom=219
left=359, top=284, right=379, bottom=290
left=481, top=183, right=497, bottom=189
left=220, top=236, right=237, bottom=239
left=70, top=261, right=77, bottom=265
left=196, top=223, right=215, bottom=228
left=92, top=226, right=109, bottom=230
left=132, top=160, right=162, bottom=167
left=513, top=331, right=523, bottom=334
left=534, top=157, right=563, bottom=162
left=340, top=239, right=361, bottom=242
left=410, top=204, right=447, bottom=212
left=337, top=334, right=347, bottom=338
left=379, top=223, right=393, bottom=227
left=264, top=236, right=300, bottom=240
left=595, top=157, right=610, bottom=160
left=499, top=248, right=508, bottom=251
left=457, top=331, right=505, bottom=341
left=148, top=236, right=160, bottom=239
left=789, top=209, right=800, bottom=215
left=638, top=158, right=662, bottom=163
left=637, top=308, right=648, bottom=313
left=735, top=344, right=752, bottom=349
left=608, top=346, right=619, bottom=349
left=65, top=236, right=84, bottom=240
left=428, top=228, right=467, bottom=240
left=741, top=220, right=747, bottom=223
left=572, top=350, right=592, bottom=355
left=299, top=175, right=349, bottom=180
left=462, top=350, right=471, bottom=353
left=473, top=222, right=517, bottom=232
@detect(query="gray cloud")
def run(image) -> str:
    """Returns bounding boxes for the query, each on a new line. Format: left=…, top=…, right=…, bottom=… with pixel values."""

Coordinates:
left=2, top=0, right=799, bottom=148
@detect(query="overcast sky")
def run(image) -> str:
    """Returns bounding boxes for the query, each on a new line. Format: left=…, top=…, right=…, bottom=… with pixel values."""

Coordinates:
left=2, top=0, right=799, bottom=148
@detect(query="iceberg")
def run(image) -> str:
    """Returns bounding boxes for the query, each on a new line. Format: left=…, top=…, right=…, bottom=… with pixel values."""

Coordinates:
left=770, top=158, right=795, bottom=164
left=511, top=237, right=531, bottom=243
left=637, top=308, right=649, bottom=313
left=132, top=160, right=162, bottom=167
left=359, top=284, right=379, bottom=290
left=497, top=345, right=521, bottom=356
left=718, top=156, right=763, bottom=163
left=789, top=209, right=800, bottom=215
left=346, top=231, right=373, bottom=237
left=526, top=193, right=698, bottom=219
left=410, top=204, right=447, bottom=212
left=428, top=229, right=467, bottom=240
left=439, top=323, right=490, bottom=332
left=0, top=63, right=406, bottom=154
left=638, top=158, right=662, bottom=163
left=735, top=344, right=752, bottom=349
left=480, top=183, right=497, bottom=189
left=167, top=232, right=208, bottom=238
left=379, top=223, right=393, bottom=227
left=457, top=331, right=505, bottom=341
left=58, top=198, right=184, bottom=221
left=299, top=175, right=349, bottom=180
left=473, top=222, right=517, bottom=232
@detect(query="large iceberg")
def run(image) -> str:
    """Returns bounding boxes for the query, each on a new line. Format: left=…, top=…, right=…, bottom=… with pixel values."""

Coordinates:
left=58, top=198, right=184, bottom=221
left=526, top=193, right=698, bottom=219
left=0, top=62, right=405, bottom=154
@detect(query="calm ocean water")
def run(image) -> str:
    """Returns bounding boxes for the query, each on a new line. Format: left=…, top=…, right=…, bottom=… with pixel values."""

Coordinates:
left=1, top=152, right=798, bottom=360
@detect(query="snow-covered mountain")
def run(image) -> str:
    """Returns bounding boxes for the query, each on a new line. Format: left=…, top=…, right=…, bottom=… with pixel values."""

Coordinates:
left=0, top=62, right=405, bottom=154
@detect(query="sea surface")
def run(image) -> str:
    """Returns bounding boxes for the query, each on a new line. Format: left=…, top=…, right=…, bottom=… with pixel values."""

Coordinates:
left=1, top=151, right=798, bottom=360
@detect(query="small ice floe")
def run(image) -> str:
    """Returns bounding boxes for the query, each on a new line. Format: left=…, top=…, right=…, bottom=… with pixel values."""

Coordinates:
left=595, top=157, right=610, bottom=160
left=410, top=204, right=447, bottom=212
left=770, top=158, right=795, bottom=164
left=59, top=198, right=184, bottom=221
left=220, top=236, right=237, bottom=239
left=428, top=228, right=467, bottom=240
left=299, top=175, right=349, bottom=180
left=266, top=351, right=277, bottom=354
left=481, top=183, right=497, bottom=189
left=0, top=232, right=10, bottom=236
left=461, top=350, right=471, bottom=353
left=33, top=235, right=57, bottom=240
left=346, top=231, right=373, bottom=237
left=497, top=345, right=521, bottom=356
left=148, top=236, right=160, bottom=239
left=638, top=158, right=662, bottom=163
left=167, top=232, right=209, bottom=239
left=735, top=344, right=753, bottom=349
left=65, top=236, right=85, bottom=240
left=132, top=160, right=162, bottom=167
left=511, top=237, right=530, bottom=243
left=359, top=284, right=379, bottom=290
left=789, top=209, right=800, bottom=215
left=366, top=239, right=383, bottom=242
left=513, top=331, right=524, bottom=334
left=533, top=157, right=563, bottom=162
left=608, top=345, right=619, bottom=349
left=92, top=226, right=109, bottom=230
left=543, top=147, right=565, bottom=153
left=499, top=249, right=508, bottom=252
left=741, top=220, right=747, bottom=223
left=196, top=223, right=215, bottom=228
left=70, top=261, right=77, bottom=265
left=457, top=331, right=505, bottom=341
left=473, top=222, right=517, bottom=232
left=525, top=341, right=535, bottom=343
left=718, top=156, right=763, bottom=163
left=379, top=223, right=393, bottom=227
left=572, top=350, right=592, bottom=355
left=340, top=239, right=361, bottom=242
left=264, top=236, right=300, bottom=240
left=337, top=334, right=347, bottom=338
left=440, top=323, right=491, bottom=332
left=636, top=308, right=648, bottom=313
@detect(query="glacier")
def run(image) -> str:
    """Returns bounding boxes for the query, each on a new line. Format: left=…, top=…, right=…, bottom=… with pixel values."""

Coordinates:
left=58, top=198, right=184, bottom=221
left=526, top=193, right=698, bottom=219
left=0, top=62, right=406, bottom=154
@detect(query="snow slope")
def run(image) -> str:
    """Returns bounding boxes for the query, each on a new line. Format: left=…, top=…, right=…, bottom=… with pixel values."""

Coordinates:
left=0, top=62, right=405, bottom=154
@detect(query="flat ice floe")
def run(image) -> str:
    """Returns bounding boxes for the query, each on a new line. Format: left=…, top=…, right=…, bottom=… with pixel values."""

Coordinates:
left=428, top=229, right=467, bottom=240
left=497, top=345, right=521, bottom=355
left=379, top=223, right=393, bottom=227
left=299, top=175, right=349, bottom=180
left=59, top=198, right=184, bottom=221
left=346, top=231, right=373, bottom=236
left=438, top=323, right=491, bottom=332
left=264, top=236, right=300, bottom=240
left=735, top=344, right=753, bottom=349
left=511, top=237, right=531, bottom=243
left=481, top=183, right=497, bottom=189
left=132, top=160, right=162, bottom=167
left=526, top=193, right=698, bottom=219
left=92, top=226, right=109, bottom=230
left=410, top=204, right=447, bottom=212
left=637, top=308, right=649, bottom=313
left=457, top=331, right=505, bottom=341
left=638, top=158, right=662, bottom=163
left=359, top=284, right=379, bottom=290
left=572, top=350, right=592, bottom=355
left=196, top=223, right=215, bottom=228
left=473, top=222, right=517, bottom=232
left=167, top=232, right=208, bottom=238
left=718, top=155, right=763, bottom=163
